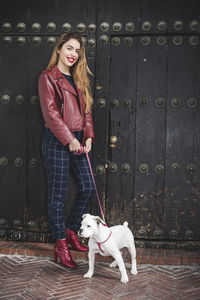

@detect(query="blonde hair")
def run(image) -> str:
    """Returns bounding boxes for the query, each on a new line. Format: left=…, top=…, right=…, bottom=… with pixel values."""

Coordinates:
left=47, top=32, right=93, bottom=113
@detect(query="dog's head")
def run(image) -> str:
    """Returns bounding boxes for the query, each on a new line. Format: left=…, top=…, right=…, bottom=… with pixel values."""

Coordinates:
left=78, top=213, right=106, bottom=238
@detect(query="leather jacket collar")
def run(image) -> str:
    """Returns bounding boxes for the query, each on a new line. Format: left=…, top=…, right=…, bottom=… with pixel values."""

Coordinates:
left=49, top=64, right=81, bottom=98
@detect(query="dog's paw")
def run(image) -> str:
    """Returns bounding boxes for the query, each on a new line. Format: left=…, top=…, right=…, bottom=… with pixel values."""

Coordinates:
left=83, top=272, right=93, bottom=279
left=120, top=274, right=129, bottom=284
left=130, top=268, right=138, bottom=275
left=109, top=261, right=118, bottom=268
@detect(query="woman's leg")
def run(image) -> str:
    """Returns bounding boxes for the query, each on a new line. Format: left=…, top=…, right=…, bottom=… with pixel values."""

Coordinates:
left=42, top=128, right=69, bottom=240
left=66, top=151, right=95, bottom=232
left=41, top=129, right=78, bottom=267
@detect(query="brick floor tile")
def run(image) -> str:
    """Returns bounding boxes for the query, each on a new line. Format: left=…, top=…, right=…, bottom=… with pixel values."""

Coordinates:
left=164, top=249, right=174, bottom=257
left=142, top=248, right=150, bottom=257
left=0, top=255, right=200, bottom=300
left=140, top=256, right=149, bottom=264
left=157, top=256, right=165, bottom=265
left=165, top=256, right=174, bottom=265
left=149, top=256, right=158, bottom=264
left=173, top=256, right=181, bottom=265
left=181, top=256, right=190, bottom=266
left=150, top=248, right=158, bottom=256
left=157, top=249, right=165, bottom=257
left=21, top=293, right=37, bottom=299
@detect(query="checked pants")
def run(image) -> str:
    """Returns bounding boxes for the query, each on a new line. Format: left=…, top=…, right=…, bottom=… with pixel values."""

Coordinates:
left=42, top=128, right=95, bottom=240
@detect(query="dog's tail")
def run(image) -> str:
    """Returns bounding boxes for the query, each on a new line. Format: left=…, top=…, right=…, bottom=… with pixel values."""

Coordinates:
left=123, top=221, right=128, bottom=227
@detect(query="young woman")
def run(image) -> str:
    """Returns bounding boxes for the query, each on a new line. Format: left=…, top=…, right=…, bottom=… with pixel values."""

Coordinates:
left=38, top=32, right=95, bottom=268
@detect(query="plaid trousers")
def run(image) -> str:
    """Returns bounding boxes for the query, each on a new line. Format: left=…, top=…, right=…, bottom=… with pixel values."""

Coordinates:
left=42, top=128, right=95, bottom=240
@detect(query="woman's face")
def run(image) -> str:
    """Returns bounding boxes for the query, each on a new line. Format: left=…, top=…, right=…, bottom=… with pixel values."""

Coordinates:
left=57, top=38, right=81, bottom=71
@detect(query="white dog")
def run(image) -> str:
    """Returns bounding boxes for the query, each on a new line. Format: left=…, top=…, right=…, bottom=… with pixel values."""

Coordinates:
left=78, top=213, right=138, bottom=283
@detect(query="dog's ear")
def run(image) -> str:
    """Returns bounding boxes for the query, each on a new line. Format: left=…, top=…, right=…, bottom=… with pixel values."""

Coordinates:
left=82, top=214, right=87, bottom=219
left=96, top=217, right=104, bottom=225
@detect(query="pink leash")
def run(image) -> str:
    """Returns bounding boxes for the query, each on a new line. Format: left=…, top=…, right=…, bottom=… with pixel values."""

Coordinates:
left=73, top=146, right=105, bottom=221
left=85, top=155, right=113, bottom=251
left=73, top=146, right=112, bottom=252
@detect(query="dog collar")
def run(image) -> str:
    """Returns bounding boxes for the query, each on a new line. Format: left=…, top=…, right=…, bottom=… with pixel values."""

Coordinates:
left=97, top=231, right=112, bottom=253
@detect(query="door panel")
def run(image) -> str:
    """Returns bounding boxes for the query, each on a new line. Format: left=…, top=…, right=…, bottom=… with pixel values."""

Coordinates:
left=134, top=35, right=167, bottom=240
left=165, top=35, right=200, bottom=241
left=0, top=37, right=28, bottom=227
left=106, top=35, right=137, bottom=227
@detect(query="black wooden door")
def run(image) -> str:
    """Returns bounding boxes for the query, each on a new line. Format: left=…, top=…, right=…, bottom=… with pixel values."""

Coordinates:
left=0, top=0, right=200, bottom=249
left=92, top=0, right=200, bottom=249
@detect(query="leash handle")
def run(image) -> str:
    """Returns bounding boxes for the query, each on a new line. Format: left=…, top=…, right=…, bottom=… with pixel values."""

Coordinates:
left=72, top=145, right=84, bottom=156
left=73, top=146, right=105, bottom=221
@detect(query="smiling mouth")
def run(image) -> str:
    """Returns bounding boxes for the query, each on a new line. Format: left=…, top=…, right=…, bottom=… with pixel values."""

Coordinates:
left=67, top=57, right=75, bottom=63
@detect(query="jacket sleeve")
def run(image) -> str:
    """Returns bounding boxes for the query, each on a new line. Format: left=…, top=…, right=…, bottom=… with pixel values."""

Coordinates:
left=38, top=72, right=75, bottom=146
left=84, top=107, right=95, bottom=142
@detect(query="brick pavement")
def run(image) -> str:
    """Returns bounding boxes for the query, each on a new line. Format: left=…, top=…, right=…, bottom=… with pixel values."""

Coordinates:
left=0, top=255, right=200, bottom=300
left=0, top=241, right=200, bottom=266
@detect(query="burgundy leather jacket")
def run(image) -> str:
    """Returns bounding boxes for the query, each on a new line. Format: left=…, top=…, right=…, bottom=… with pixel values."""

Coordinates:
left=38, top=64, right=94, bottom=146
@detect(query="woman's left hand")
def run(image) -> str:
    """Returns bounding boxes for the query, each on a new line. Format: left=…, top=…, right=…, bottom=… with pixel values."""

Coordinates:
left=83, top=138, right=92, bottom=153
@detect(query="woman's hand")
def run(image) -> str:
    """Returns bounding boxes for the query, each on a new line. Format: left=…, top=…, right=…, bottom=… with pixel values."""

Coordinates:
left=69, top=138, right=81, bottom=152
left=83, top=138, right=92, bottom=153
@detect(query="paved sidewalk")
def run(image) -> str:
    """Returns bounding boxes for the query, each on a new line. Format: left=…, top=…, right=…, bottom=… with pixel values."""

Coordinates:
left=0, top=255, right=200, bottom=300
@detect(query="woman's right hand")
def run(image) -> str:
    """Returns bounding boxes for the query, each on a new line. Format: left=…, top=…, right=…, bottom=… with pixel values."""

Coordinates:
left=69, top=138, right=81, bottom=152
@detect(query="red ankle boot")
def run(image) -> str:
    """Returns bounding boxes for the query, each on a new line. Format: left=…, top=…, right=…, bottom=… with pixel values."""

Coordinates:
left=54, top=239, right=77, bottom=268
left=65, top=228, right=88, bottom=252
